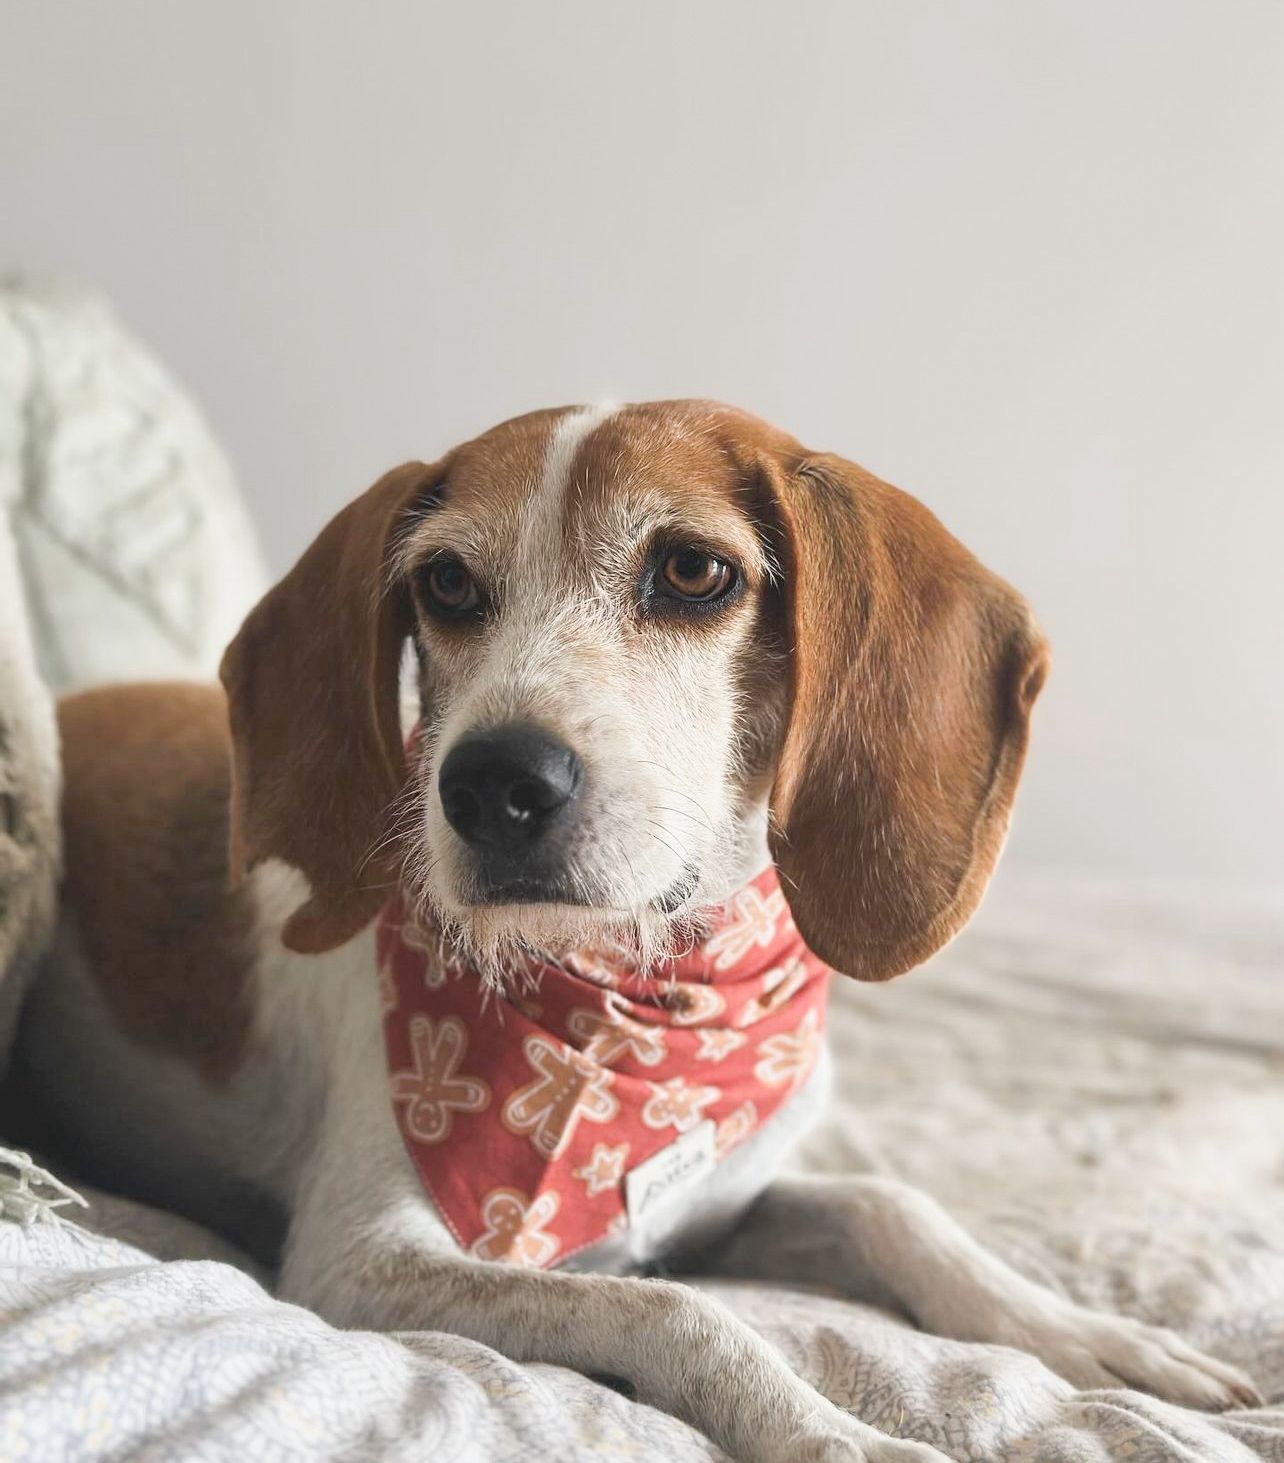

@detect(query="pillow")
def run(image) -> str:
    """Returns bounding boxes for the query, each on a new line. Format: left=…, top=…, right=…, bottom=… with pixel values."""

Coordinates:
left=0, top=276, right=268, bottom=693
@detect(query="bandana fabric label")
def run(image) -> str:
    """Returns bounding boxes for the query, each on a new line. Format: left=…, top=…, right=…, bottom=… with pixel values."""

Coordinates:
left=624, top=1120, right=717, bottom=1224
left=378, top=867, right=830, bottom=1269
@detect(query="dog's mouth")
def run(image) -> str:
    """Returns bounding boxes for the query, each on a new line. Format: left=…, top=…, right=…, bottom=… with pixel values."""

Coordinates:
left=474, top=875, right=588, bottom=907
left=472, top=864, right=700, bottom=914
left=653, top=864, right=700, bottom=913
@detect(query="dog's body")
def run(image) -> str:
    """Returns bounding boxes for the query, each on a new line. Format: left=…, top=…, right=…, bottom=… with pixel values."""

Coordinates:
left=18, top=403, right=1258, bottom=1462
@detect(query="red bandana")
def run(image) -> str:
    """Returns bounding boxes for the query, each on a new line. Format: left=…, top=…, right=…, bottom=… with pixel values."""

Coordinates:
left=378, top=867, right=830, bottom=1269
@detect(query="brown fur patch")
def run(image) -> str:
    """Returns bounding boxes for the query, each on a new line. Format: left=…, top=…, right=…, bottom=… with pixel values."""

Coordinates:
left=221, top=461, right=446, bottom=953
left=59, top=682, right=257, bottom=1082
left=565, top=402, right=794, bottom=576
left=427, top=407, right=567, bottom=523
left=760, top=451, right=1049, bottom=979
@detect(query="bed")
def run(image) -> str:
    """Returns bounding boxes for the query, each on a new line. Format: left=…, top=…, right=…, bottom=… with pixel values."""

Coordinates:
left=2, top=872, right=1281, bottom=1461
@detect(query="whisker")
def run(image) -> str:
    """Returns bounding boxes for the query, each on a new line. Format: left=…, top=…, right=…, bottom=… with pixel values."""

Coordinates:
left=641, top=825, right=685, bottom=867
left=652, top=804, right=716, bottom=836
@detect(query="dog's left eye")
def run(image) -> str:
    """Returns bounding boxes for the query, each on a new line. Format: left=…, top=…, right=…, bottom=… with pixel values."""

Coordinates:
left=657, top=549, right=737, bottom=603
left=420, top=556, right=481, bottom=617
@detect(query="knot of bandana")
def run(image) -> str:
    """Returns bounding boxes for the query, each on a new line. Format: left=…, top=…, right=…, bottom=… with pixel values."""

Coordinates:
left=378, top=867, right=830, bottom=1269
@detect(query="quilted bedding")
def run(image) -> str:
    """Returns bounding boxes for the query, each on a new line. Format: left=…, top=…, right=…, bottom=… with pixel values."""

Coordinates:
left=1, top=871, right=1281, bottom=1462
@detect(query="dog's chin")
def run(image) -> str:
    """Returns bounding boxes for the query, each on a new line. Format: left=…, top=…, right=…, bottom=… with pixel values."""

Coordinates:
left=426, top=878, right=707, bottom=985
left=468, top=901, right=636, bottom=955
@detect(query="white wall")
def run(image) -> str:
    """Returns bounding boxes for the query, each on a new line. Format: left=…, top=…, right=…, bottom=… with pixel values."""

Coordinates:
left=3, top=1, right=1281, bottom=883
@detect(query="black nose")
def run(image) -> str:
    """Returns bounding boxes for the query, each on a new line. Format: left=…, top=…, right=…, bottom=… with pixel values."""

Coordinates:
left=438, top=724, right=582, bottom=854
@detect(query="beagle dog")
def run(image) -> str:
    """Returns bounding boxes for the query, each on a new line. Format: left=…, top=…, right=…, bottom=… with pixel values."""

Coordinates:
left=18, top=402, right=1259, bottom=1463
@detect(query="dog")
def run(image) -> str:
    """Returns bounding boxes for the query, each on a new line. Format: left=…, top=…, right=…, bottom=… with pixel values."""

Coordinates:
left=17, top=401, right=1259, bottom=1462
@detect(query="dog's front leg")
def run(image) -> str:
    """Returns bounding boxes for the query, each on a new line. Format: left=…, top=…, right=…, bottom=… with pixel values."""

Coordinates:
left=691, top=1175, right=1262, bottom=1410
left=294, top=1247, right=954, bottom=1463
left=276, top=1097, right=950, bottom=1462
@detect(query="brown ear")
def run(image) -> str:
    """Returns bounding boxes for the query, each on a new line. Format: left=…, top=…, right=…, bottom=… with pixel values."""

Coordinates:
left=764, top=452, right=1049, bottom=981
left=219, top=461, right=442, bottom=954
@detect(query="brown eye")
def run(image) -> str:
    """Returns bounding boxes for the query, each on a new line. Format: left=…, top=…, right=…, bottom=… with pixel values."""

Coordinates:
left=422, top=556, right=480, bottom=615
left=659, top=548, right=736, bottom=603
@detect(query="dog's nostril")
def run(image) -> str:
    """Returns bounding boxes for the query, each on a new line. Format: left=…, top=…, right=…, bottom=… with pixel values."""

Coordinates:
left=507, top=777, right=557, bottom=820
left=440, top=782, right=481, bottom=831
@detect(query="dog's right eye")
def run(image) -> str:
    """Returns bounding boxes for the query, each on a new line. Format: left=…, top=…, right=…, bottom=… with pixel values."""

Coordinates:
left=418, top=556, right=482, bottom=618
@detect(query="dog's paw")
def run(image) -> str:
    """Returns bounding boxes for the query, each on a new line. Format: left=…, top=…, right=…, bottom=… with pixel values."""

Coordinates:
left=1019, top=1304, right=1262, bottom=1411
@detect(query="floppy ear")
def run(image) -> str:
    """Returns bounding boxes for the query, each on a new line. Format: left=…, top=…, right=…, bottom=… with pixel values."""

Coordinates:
left=219, top=460, right=443, bottom=955
left=763, top=452, right=1049, bottom=982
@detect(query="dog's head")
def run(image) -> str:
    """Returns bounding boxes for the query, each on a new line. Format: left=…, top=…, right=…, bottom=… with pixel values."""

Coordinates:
left=221, top=401, right=1047, bottom=980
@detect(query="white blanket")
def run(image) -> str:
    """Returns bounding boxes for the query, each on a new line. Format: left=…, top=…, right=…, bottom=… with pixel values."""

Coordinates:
left=2, top=872, right=1281, bottom=1461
